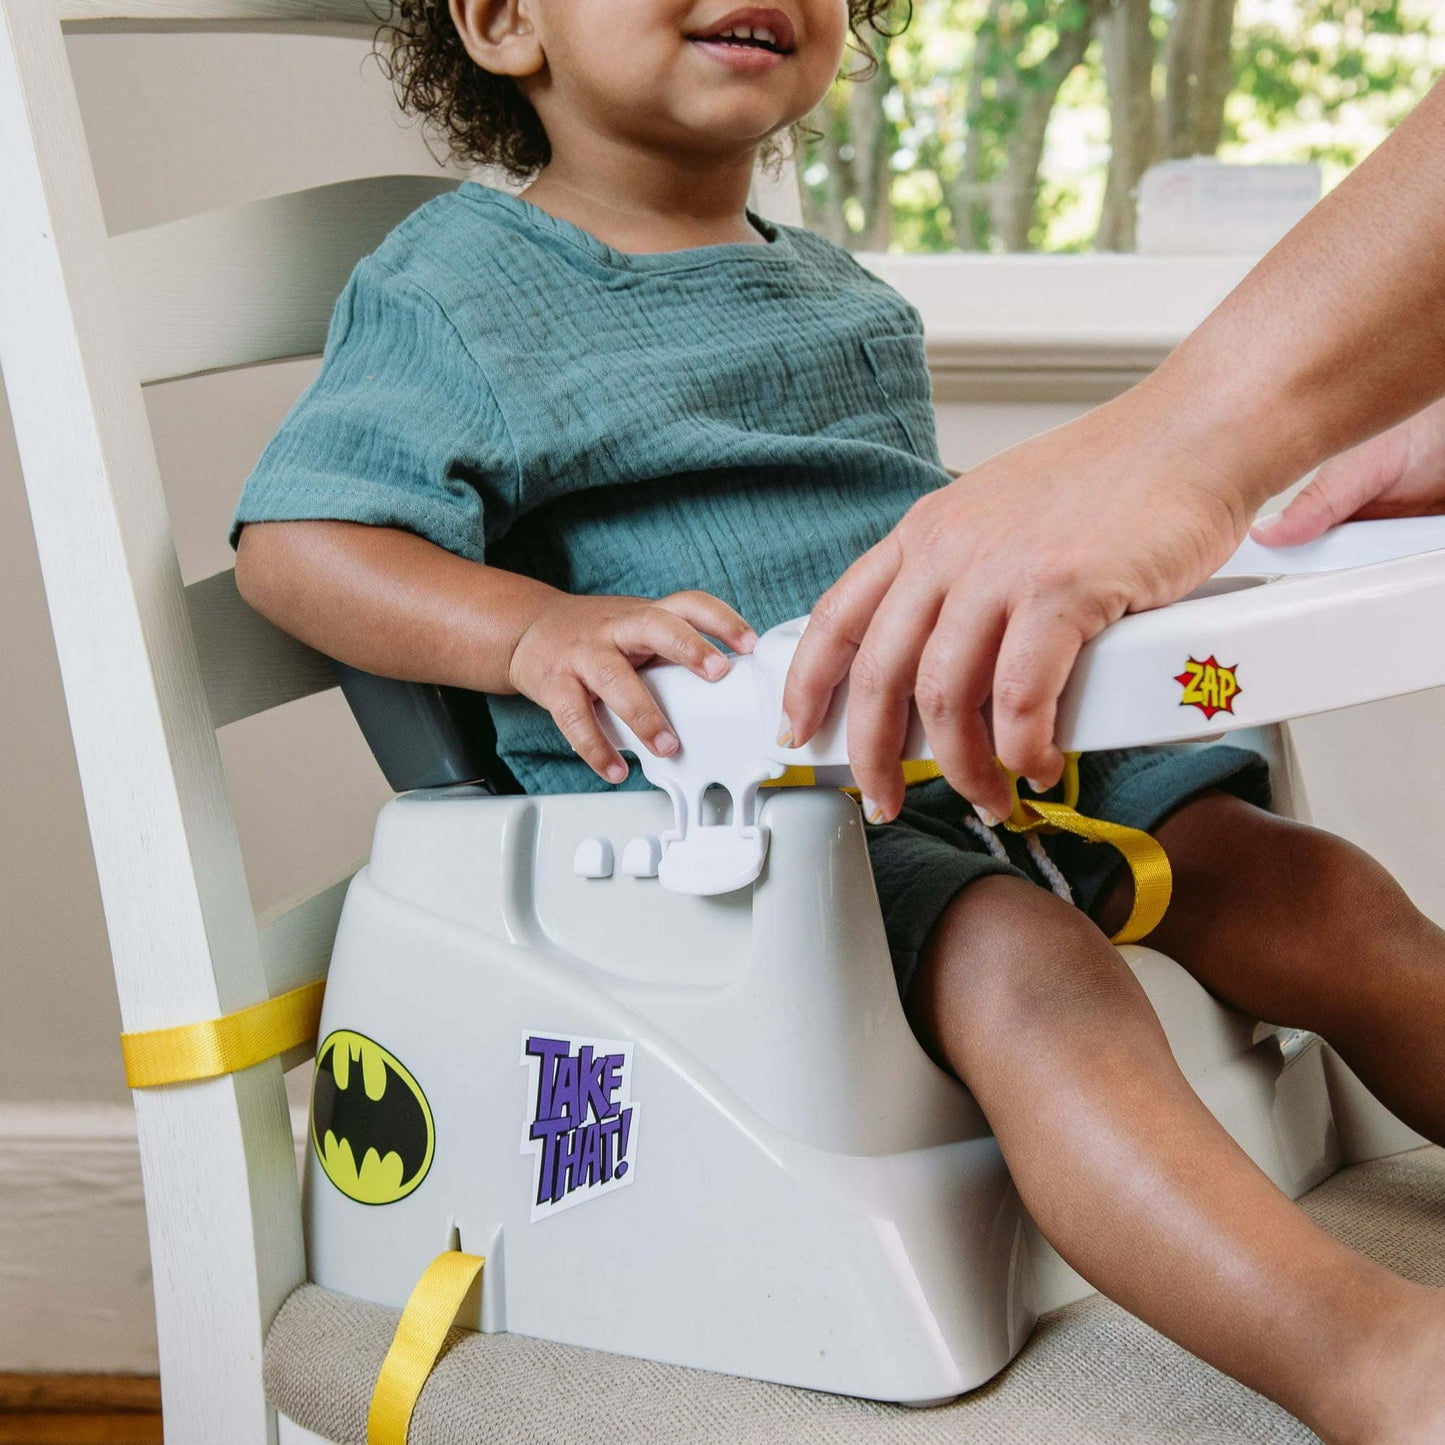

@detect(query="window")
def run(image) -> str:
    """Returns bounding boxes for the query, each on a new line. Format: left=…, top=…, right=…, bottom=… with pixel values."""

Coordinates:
left=799, top=0, right=1445, bottom=254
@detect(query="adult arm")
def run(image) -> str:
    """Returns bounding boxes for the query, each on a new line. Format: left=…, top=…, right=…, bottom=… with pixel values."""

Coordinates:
left=782, top=76, right=1445, bottom=824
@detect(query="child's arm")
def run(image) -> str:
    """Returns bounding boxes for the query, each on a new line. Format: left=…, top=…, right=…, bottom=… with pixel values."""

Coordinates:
left=235, top=518, right=756, bottom=783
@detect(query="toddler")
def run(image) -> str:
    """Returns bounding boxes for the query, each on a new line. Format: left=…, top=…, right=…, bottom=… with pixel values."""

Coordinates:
left=231, top=1, right=1445, bottom=1438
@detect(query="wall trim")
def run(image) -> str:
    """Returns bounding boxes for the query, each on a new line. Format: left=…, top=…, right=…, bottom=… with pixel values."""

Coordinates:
left=0, top=1102, right=305, bottom=1374
left=858, top=251, right=1263, bottom=403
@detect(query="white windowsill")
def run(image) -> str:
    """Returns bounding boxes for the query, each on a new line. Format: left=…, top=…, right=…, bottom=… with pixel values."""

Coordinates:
left=854, top=252, right=1263, bottom=401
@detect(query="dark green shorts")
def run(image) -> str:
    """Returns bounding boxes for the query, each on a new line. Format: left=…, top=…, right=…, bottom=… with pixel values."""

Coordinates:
left=864, top=743, right=1272, bottom=1001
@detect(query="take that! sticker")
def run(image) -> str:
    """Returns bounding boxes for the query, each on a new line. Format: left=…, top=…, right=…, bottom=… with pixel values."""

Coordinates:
left=521, top=1033, right=638, bottom=1221
left=1175, top=655, right=1242, bottom=720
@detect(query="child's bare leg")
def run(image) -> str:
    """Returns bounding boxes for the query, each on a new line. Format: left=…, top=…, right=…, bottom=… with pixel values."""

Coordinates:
left=1094, top=790, right=1445, bottom=1145
left=908, top=876, right=1445, bottom=1445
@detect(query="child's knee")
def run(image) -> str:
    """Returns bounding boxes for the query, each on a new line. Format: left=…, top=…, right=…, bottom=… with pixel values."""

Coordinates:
left=1149, top=792, right=1437, bottom=1034
left=908, top=875, right=1148, bottom=1072
left=1167, top=791, right=1415, bottom=936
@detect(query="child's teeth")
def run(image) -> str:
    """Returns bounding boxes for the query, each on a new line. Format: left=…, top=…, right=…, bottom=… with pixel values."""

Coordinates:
left=704, top=24, right=781, bottom=49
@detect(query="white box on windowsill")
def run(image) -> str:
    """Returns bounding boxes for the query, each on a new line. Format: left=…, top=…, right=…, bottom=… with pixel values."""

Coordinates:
left=1137, top=159, right=1323, bottom=255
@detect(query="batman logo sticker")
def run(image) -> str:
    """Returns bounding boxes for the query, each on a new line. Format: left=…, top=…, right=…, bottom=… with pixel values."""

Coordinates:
left=311, top=1030, right=434, bottom=1205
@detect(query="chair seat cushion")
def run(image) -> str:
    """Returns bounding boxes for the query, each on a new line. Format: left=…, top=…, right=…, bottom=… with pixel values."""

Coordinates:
left=266, top=1147, right=1445, bottom=1445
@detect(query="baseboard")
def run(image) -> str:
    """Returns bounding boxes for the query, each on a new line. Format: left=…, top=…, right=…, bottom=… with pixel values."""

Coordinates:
left=0, top=1372, right=161, bottom=1412
left=0, top=1103, right=306, bottom=1374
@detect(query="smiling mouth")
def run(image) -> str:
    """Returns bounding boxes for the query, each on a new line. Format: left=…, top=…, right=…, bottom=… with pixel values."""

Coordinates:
left=690, top=28, right=793, bottom=55
left=686, top=10, right=798, bottom=57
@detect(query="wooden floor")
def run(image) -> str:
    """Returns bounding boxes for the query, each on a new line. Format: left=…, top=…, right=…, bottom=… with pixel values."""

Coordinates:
left=0, top=1378, right=162, bottom=1445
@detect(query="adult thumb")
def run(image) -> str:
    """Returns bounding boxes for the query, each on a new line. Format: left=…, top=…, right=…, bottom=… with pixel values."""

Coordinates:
left=1250, top=470, right=1355, bottom=548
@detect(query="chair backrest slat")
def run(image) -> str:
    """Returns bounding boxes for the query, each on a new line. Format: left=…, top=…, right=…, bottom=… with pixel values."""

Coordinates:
left=59, top=0, right=378, bottom=29
left=185, top=569, right=336, bottom=728
left=113, top=176, right=460, bottom=384
left=257, top=867, right=355, bottom=996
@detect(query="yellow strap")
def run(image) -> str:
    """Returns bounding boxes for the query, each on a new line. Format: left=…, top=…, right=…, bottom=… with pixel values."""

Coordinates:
left=1001, top=763, right=1172, bottom=946
left=761, top=758, right=943, bottom=794
left=368, top=1251, right=486, bottom=1445
left=763, top=752, right=1169, bottom=945
left=119, top=978, right=325, bottom=1089
left=1060, top=752, right=1082, bottom=810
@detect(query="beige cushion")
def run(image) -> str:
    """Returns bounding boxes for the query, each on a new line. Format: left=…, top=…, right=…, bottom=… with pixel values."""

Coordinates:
left=266, top=1147, right=1445, bottom=1445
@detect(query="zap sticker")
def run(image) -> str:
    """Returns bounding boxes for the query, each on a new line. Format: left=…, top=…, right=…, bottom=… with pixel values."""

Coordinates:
left=1175, top=655, right=1242, bottom=720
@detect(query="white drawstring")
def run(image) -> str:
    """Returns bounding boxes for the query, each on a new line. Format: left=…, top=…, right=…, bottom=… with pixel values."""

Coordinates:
left=969, top=806, right=1074, bottom=906
left=1025, top=831, right=1074, bottom=906
left=963, top=811, right=1010, bottom=865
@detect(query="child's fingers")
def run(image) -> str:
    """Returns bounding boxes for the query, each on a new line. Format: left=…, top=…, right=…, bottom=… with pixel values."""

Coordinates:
left=540, top=675, right=631, bottom=784
left=655, top=590, right=759, bottom=656
left=617, top=603, right=736, bottom=682
left=578, top=651, right=681, bottom=759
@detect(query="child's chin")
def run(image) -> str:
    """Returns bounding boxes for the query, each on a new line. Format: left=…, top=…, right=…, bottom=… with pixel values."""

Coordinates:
left=677, top=100, right=801, bottom=147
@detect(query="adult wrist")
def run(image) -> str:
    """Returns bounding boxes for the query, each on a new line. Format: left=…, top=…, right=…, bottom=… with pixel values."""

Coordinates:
left=1132, top=348, right=1314, bottom=519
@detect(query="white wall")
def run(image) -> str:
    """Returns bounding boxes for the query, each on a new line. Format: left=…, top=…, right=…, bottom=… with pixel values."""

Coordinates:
left=5, top=24, right=1445, bottom=1374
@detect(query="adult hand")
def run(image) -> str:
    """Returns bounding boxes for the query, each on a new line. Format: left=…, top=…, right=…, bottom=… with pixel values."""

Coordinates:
left=778, top=374, right=1273, bottom=825
left=781, top=75, right=1445, bottom=826
left=1251, top=395, right=1445, bottom=548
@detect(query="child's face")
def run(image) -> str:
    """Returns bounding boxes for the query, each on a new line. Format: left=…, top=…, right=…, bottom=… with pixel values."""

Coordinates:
left=467, top=0, right=850, bottom=163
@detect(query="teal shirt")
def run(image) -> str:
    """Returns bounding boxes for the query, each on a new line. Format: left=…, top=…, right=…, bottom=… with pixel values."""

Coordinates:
left=231, top=183, right=951, bottom=795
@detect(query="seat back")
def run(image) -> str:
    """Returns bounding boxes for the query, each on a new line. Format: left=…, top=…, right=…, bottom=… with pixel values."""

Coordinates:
left=0, top=2, right=471, bottom=1437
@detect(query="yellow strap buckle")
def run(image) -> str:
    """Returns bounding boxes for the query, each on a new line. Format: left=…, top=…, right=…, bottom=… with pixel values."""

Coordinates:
left=1000, top=754, right=1172, bottom=946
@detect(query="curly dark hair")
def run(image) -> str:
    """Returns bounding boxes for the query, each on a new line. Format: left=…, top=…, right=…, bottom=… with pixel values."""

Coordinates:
left=370, top=2, right=912, bottom=181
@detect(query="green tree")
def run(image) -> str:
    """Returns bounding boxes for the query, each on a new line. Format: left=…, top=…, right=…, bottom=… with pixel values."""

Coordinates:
left=798, top=0, right=1443, bottom=254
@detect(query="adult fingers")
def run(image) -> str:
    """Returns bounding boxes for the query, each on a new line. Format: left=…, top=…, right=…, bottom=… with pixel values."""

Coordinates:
left=655, top=590, right=759, bottom=657
left=913, top=595, right=1014, bottom=821
left=780, top=537, right=903, bottom=746
left=545, top=675, right=633, bottom=784
left=987, top=600, right=1095, bottom=790
left=843, top=579, right=944, bottom=821
left=1250, top=458, right=1381, bottom=548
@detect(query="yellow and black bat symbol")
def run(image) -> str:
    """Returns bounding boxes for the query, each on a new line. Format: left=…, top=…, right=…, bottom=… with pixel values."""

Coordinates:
left=311, top=1029, right=435, bottom=1205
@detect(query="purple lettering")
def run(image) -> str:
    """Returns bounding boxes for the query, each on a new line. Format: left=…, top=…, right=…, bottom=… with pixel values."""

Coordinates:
left=580, top=1046, right=615, bottom=1122
left=615, top=1106, right=633, bottom=1178
left=598, top=1115, right=621, bottom=1182
left=529, top=1116, right=570, bottom=1206
left=553, top=1055, right=580, bottom=1126
left=577, top=1121, right=602, bottom=1188
left=602, top=1055, right=624, bottom=1115
left=525, top=1036, right=571, bottom=1122
left=524, top=1035, right=637, bottom=1214
left=551, top=1121, right=584, bottom=1203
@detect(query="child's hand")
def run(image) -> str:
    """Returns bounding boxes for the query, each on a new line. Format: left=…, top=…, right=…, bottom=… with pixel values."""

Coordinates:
left=508, top=591, right=758, bottom=784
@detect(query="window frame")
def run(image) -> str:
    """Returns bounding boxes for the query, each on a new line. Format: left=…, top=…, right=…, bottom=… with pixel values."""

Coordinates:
left=856, top=251, right=1261, bottom=404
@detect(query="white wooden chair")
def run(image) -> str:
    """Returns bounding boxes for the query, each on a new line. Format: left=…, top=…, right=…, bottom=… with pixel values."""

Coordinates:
left=0, top=1, right=456, bottom=1438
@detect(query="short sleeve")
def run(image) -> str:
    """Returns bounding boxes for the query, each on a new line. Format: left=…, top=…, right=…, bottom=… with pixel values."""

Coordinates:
left=228, top=258, right=516, bottom=564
